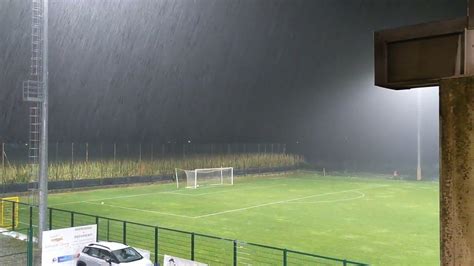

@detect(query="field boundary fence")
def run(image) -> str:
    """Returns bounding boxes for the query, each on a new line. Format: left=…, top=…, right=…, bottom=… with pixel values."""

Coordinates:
left=1, top=142, right=288, bottom=164
left=2, top=200, right=368, bottom=266
left=0, top=201, right=34, bottom=266
left=1, top=141, right=305, bottom=186
left=1, top=165, right=299, bottom=194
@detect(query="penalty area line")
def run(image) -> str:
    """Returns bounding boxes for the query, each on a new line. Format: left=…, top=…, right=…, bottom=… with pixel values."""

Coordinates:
left=53, top=185, right=387, bottom=220
left=49, top=190, right=180, bottom=206
left=85, top=202, right=194, bottom=219
left=50, top=184, right=286, bottom=206
left=285, top=191, right=365, bottom=203
left=193, top=185, right=388, bottom=219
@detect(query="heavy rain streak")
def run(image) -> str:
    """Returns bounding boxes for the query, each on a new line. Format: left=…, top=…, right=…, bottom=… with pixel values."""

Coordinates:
left=0, top=1, right=469, bottom=266
left=1, top=0, right=464, bottom=175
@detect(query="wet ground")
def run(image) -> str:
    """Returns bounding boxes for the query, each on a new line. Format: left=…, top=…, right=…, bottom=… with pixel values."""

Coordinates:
left=0, top=233, right=28, bottom=265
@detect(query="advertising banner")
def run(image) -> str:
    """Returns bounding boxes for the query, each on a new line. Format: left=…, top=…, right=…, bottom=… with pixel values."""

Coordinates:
left=42, top=224, right=97, bottom=266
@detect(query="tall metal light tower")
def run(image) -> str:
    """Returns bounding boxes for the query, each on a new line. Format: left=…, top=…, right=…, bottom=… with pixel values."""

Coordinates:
left=416, top=90, right=422, bottom=181
left=22, top=0, right=48, bottom=245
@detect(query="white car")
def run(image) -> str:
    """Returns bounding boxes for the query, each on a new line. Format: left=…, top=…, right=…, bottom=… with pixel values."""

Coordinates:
left=77, top=241, right=154, bottom=266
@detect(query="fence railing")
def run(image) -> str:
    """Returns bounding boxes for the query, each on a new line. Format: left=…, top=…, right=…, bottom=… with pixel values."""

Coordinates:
left=1, top=142, right=287, bottom=164
left=1, top=142, right=302, bottom=185
left=3, top=200, right=368, bottom=266
left=0, top=202, right=34, bottom=266
left=2, top=165, right=299, bottom=194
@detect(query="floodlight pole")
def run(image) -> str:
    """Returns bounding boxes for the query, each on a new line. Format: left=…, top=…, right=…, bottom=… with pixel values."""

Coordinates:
left=38, top=0, right=49, bottom=246
left=375, top=1, right=474, bottom=263
left=416, top=91, right=422, bottom=181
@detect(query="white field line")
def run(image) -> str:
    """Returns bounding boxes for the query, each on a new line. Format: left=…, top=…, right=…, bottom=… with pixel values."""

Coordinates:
left=189, top=184, right=285, bottom=196
left=18, top=221, right=38, bottom=228
left=192, top=185, right=388, bottom=219
left=85, top=202, right=194, bottom=219
left=50, top=191, right=177, bottom=206
left=285, top=191, right=365, bottom=203
left=50, top=184, right=286, bottom=206
left=51, top=184, right=388, bottom=220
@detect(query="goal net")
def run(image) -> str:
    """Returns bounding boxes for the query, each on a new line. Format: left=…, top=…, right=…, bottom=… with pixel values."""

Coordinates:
left=175, top=167, right=233, bottom=189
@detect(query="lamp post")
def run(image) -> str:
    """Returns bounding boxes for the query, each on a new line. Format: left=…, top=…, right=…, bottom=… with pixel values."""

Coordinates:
left=38, top=0, right=49, bottom=246
left=416, top=90, right=422, bottom=181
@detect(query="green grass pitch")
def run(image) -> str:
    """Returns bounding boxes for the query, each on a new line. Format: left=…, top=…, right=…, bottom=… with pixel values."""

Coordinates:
left=46, top=171, right=439, bottom=265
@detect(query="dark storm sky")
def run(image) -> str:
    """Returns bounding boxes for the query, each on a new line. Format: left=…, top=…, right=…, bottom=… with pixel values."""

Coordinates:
left=0, top=0, right=467, bottom=165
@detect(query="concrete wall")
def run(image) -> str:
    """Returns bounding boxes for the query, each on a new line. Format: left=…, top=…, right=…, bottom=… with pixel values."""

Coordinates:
left=440, top=76, right=474, bottom=265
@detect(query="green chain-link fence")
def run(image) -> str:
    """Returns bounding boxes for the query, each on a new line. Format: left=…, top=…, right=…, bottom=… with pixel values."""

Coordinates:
left=3, top=200, right=368, bottom=266
left=0, top=202, right=34, bottom=266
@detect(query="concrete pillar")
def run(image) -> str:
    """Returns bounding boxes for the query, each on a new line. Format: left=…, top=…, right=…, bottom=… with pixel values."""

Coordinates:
left=440, top=76, right=474, bottom=265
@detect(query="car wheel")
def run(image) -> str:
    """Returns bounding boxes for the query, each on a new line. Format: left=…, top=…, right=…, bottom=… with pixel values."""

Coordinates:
left=77, top=261, right=86, bottom=266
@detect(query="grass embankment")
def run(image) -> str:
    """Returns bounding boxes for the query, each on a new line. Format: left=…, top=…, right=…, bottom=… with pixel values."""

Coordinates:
left=1, top=153, right=304, bottom=183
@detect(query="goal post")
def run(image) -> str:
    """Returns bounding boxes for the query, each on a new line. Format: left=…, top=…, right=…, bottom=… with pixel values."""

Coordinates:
left=0, top=196, right=20, bottom=230
left=175, top=167, right=233, bottom=189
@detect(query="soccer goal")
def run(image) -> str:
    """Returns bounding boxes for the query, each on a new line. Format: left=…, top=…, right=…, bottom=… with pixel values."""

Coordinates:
left=175, top=167, right=233, bottom=189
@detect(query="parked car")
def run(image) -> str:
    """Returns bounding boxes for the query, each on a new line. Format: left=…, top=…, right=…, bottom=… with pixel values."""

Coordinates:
left=77, top=241, right=154, bottom=266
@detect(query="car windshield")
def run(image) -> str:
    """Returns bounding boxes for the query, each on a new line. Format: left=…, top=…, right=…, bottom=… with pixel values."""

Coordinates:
left=111, top=247, right=143, bottom=263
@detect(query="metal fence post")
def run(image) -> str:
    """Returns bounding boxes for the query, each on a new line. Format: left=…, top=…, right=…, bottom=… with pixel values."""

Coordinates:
left=283, top=249, right=287, bottom=266
left=86, top=142, right=89, bottom=162
left=138, top=143, right=142, bottom=175
left=107, top=219, right=110, bottom=241
left=71, top=142, right=75, bottom=188
left=123, top=221, right=127, bottom=244
left=113, top=143, right=116, bottom=162
left=233, top=240, right=237, bottom=266
left=139, top=143, right=142, bottom=163
left=1, top=142, right=4, bottom=192
left=191, top=233, right=195, bottom=260
left=95, top=216, right=99, bottom=241
left=70, top=211, right=74, bottom=227
left=154, top=227, right=158, bottom=264
left=11, top=201, right=15, bottom=230
left=99, top=143, right=104, bottom=179
left=27, top=206, right=33, bottom=266
left=55, top=142, right=58, bottom=162
left=49, top=208, right=52, bottom=230
left=55, top=142, right=59, bottom=180
left=343, top=259, right=347, bottom=266
left=1, top=142, right=4, bottom=169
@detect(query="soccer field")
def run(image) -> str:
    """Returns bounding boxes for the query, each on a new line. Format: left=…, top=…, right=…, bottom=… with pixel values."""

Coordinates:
left=47, top=171, right=439, bottom=265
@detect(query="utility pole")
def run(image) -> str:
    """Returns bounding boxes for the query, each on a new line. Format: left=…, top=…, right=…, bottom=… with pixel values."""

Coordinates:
left=22, top=0, right=49, bottom=247
left=38, top=0, right=49, bottom=245
left=416, top=90, right=422, bottom=181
